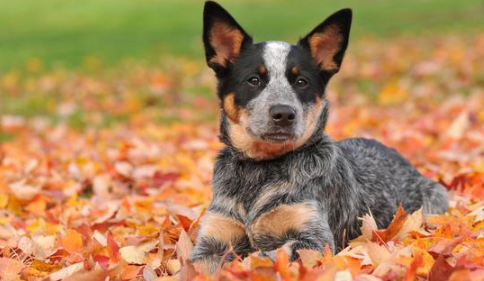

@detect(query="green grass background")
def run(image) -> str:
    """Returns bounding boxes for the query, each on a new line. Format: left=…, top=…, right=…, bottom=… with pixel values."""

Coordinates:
left=1, top=0, right=484, bottom=70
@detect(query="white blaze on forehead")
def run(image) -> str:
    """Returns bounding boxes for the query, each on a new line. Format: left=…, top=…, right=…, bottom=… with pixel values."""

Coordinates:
left=262, top=41, right=291, bottom=80
left=261, top=41, right=297, bottom=104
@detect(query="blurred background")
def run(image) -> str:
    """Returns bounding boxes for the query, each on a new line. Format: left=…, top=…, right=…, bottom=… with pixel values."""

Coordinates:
left=1, top=0, right=484, bottom=69
left=1, top=0, right=484, bottom=138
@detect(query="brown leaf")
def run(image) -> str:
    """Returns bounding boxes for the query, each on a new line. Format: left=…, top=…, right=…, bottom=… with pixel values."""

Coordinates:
left=429, top=254, right=453, bottom=281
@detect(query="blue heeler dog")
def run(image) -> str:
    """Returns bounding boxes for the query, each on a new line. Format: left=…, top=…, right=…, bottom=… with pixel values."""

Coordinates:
left=191, top=1, right=449, bottom=273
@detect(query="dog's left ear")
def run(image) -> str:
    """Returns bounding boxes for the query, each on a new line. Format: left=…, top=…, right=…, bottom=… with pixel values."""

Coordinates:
left=298, top=8, right=352, bottom=74
left=203, top=1, right=253, bottom=72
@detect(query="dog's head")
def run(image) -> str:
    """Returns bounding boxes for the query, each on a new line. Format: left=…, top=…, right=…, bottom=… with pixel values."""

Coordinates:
left=203, top=1, right=352, bottom=160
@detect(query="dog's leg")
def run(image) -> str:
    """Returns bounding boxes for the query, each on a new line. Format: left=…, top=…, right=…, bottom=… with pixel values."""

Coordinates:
left=190, top=211, right=252, bottom=273
left=250, top=201, right=334, bottom=261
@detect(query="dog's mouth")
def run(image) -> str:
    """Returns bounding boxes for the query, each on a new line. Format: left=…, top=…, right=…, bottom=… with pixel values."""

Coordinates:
left=261, top=132, right=296, bottom=143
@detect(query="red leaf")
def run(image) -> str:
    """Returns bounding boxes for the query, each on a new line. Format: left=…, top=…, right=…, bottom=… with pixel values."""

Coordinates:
left=93, top=255, right=110, bottom=270
left=107, top=232, right=120, bottom=262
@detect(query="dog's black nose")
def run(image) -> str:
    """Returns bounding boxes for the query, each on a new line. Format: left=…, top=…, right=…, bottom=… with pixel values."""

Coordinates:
left=270, top=105, right=296, bottom=127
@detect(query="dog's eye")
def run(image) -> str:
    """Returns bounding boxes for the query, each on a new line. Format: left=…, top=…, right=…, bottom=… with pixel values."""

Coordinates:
left=295, top=78, right=308, bottom=88
left=247, top=76, right=260, bottom=86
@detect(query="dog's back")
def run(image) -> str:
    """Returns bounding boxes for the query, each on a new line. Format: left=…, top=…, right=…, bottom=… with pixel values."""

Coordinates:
left=338, top=138, right=448, bottom=227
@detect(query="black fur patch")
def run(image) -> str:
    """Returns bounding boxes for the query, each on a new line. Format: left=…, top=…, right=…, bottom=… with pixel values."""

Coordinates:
left=286, top=45, right=329, bottom=104
left=218, top=43, right=267, bottom=106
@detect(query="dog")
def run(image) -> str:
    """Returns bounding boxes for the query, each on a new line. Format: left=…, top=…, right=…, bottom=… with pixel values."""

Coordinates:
left=191, top=1, right=449, bottom=273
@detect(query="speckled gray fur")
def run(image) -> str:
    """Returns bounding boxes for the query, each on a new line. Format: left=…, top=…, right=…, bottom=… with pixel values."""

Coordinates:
left=191, top=104, right=448, bottom=266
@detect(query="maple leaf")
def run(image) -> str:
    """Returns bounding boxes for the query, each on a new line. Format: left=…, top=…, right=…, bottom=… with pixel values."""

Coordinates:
left=372, top=204, right=408, bottom=244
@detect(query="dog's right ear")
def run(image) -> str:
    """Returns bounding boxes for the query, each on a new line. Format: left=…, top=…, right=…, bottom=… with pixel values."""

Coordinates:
left=203, top=1, right=253, bottom=72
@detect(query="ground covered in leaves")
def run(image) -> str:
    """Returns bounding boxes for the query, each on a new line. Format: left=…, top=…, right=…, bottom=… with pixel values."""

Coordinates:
left=1, top=34, right=484, bottom=281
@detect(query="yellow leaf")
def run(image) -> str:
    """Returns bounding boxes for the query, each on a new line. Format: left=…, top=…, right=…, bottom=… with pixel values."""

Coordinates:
left=136, top=223, right=159, bottom=237
left=412, top=246, right=434, bottom=276
left=7, top=195, right=23, bottom=216
left=377, top=80, right=408, bottom=106
left=166, top=259, right=181, bottom=275
left=0, top=192, right=8, bottom=208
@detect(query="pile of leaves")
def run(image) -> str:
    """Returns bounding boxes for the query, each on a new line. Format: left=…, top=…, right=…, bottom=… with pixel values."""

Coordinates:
left=1, top=34, right=484, bottom=281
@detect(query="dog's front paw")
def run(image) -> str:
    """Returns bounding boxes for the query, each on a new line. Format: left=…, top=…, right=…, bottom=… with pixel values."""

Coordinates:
left=258, top=250, right=277, bottom=262
left=258, top=242, right=296, bottom=262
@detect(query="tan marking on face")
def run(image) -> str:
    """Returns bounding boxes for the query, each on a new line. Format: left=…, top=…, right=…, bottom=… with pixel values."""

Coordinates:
left=228, top=97, right=323, bottom=161
left=222, top=93, right=240, bottom=123
left=308, top=25, right=342, bottom=71
left=250, top=202, right=319, bottom=238
left=229, top=120, right=297, bottom=160
left=259, top=65, right=267, bottom=75
left=198, top=212, right=246, bottom=244
left=297, top=96, right=323, bottom=146
left=209, top=22, right=245, bottom=67
left=291, top=66, right=299, bottom=75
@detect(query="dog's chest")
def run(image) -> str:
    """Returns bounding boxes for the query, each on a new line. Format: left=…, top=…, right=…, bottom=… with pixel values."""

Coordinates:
left=217, top=150, right=325, bottom=218
left=211, top=148, right=330, bottom=248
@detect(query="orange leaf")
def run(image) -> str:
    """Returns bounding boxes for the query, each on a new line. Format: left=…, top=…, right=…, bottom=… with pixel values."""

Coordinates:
left=62, top=229, right=83, bottom=255
left=297, top=249, right=322, bottom=268
left=402, top=250, right=424, bottom=281
left=373, top=204, right=407, bottom=244
left=246, top=254, right=274, bottom=269
left=25, top=195, right=46, bottom=215
left=274, top=249, right=292, bottom=281
left=120, top=265, right=142, bottom=280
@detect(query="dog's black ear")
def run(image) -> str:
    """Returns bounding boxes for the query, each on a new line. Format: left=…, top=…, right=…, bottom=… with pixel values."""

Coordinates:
left=298, top=8, right=352, bottom=74
left=203, top=1, right=253, bottom=72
